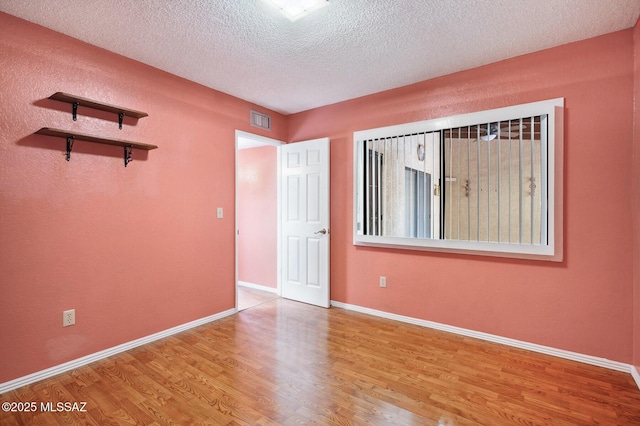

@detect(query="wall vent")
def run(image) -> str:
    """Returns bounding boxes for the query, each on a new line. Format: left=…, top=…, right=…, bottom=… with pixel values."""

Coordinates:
left=250, top=110, right=271, bottom=130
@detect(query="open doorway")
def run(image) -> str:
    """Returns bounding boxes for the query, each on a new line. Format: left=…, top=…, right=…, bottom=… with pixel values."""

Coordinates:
left=235, top=131, right=284, bottom=311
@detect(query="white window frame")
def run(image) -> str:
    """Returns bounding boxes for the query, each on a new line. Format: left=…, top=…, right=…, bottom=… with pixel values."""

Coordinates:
left=352, top=98, right=564, bottom=261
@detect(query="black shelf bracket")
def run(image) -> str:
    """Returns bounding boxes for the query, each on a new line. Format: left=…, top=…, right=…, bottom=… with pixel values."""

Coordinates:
left=66, top=136, right=75, bottom=161
left=118, top=112, right=124, bottom=130
left=124, top=145, right=133, bottom=167
left=72, top=102, right=78, bottom=121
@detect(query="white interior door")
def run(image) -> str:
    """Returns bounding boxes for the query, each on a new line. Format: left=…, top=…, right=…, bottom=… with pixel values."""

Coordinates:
left=281, top=138, right=330, bottom=308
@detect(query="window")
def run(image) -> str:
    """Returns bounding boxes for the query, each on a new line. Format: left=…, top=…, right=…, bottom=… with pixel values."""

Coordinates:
left=353, top=98, right=564, bottom=261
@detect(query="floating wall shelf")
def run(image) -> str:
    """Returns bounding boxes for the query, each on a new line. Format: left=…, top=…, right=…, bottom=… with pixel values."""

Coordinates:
left=36, top=127, right=158, bottom=167
left=49, top=92, right=149, bottom=129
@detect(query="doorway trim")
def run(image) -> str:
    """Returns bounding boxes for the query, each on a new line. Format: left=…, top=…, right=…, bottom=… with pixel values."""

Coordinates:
left=235, top=130, right=285, bottom=311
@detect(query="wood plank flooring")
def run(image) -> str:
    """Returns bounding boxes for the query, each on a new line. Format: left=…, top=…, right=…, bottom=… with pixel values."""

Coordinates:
left=2, top=298, right=640, bottom=425
left=237, top=286, right=279, bottom=311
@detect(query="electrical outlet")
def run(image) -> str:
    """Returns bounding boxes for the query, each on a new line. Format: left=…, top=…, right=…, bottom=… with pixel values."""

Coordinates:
left=217, top=207, right=223, bottom=219
left=63, top=309, right=75, bottom=327
left=380, top=276, right=387, bottom=288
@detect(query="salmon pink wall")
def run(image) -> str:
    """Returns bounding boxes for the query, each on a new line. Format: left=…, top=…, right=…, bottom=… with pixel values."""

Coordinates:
left=2, top=10, right=639, bottom=387
left=237, top=146, right=277, bottom=288
left=633, top=19, right=640, bottom=367
left=0, top=13, right=287, bottom=383
left=289, top=30, right=636, bottom=363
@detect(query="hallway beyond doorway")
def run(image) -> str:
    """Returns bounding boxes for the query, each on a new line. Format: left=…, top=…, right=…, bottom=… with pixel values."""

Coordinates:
left=237, top=285, right=279, bottom=311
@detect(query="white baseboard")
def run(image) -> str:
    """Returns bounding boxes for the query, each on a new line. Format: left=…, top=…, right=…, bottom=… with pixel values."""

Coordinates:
left=330, top=301, right=637, bottom=383
left=238, top=281, right=278, bottom=294
left=0, top=308, right=236, bottom=394
left=4, top=302, right=638, bottom=395
left=632, top=365, right=640, bottom=390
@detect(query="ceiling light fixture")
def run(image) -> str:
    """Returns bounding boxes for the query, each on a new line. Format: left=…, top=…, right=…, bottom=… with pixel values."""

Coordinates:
left=263, top=0, right=329, bottom=21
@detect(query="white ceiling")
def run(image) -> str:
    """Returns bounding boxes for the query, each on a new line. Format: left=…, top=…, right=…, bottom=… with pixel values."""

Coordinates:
left=2, top=0, right=640, bottom=115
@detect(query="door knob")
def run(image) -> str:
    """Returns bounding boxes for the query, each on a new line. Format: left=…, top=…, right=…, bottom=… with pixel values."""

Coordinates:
left=314, top=228, right=327, bottom=235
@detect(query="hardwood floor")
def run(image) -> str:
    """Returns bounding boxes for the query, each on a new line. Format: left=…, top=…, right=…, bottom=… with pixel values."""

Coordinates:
left=237, top=286, right=279, bottom=311
left=2, top=298, right=640, bottom=425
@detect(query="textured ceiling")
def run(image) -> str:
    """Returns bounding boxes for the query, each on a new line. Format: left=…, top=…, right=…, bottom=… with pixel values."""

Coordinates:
left=1, top=0, right=640, bottom=115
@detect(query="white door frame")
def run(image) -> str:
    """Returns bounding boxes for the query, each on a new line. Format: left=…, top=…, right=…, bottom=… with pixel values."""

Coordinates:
left=235, top=130, right=284, bottom=311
